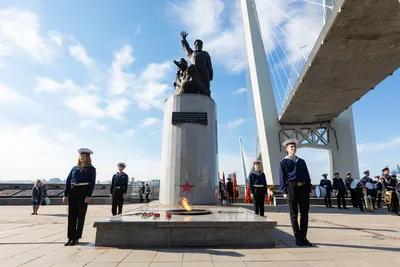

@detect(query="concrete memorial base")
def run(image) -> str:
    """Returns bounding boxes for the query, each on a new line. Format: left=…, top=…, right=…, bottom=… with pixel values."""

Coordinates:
left=93, top=204, right=277, bottom=248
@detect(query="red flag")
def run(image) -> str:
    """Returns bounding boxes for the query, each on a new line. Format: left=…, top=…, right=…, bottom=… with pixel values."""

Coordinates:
left=244, top=179, right=252, bottom=203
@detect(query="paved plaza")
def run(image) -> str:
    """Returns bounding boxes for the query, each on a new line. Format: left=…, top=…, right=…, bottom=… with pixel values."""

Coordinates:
left=0, top=203, right=399, bottom=267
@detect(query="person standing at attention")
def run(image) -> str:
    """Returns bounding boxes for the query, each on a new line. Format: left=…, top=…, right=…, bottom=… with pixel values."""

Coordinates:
left=110, top=162, right=129, bottom=215
left=249, top=160, right=267, bottom=217
left=63, top=148, right=96, bottom=246
left=279, top=139, right=313, bottom=247
left=319, top=173, right=333, bottom=208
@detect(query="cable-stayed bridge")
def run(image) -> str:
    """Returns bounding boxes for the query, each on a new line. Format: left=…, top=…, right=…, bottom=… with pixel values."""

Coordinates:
left=241, top=0, right=400, bottom=185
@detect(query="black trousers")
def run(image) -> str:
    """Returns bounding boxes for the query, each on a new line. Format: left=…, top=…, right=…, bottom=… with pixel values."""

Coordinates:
left=67, top=186, right=89, bottom=241
left=288, top=183, right=310, bottom=239
left=376, top=193, right=382, bottom=208
left=388, top=191, right=399, bottom=214
left=139, top=193, right=144, bottom=203
left=355, top=189, right=364, bottom=211
left=228, top=191, right=234, bottom=203
left=253, top=187, right=266, bottom=216
left=324, top=191, right=332, bottom=207
left=111, top=189, right=124, bottom=215
left=336, top=190, right=346, bottom=209
left=145, top=193, right=149, bottom=203
left=350, top=189, right=357, bottom=207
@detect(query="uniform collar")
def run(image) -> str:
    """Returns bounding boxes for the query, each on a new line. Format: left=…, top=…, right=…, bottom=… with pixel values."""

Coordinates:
left=252, top=171, right=263, bottom=176
left=284, top=155, right=298, bottom=162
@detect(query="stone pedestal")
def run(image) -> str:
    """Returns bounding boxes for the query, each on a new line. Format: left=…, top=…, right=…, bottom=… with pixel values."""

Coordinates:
left=159, top=94, right=218, bottom=205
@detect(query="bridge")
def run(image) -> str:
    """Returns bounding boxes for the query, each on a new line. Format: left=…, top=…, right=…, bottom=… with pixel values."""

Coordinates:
left=241, top=0, right=400, bottom=185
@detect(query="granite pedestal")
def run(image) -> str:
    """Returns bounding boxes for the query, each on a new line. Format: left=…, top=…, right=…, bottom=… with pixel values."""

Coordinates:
left=159, top=94, right=218, bottom=205
left=93, top=205, right=277, bottom=248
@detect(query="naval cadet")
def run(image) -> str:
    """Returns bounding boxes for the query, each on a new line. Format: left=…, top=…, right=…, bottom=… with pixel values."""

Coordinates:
left=110, top=162, right=129, bottom=216
left=249, top=160, right=267, bottom=217
left=381, top=166, right=399, bottom=216
left=279, top=139, right=312, bottom=247
left=345, top=172, right=356, bottom=207
left=319, top=173, right=333, bottom=208
left=63, top=148, right=96, bottom=246
left=373, top=175, right=383, bottom=208
left=332, top=171, right=348, bottom=210
left=361, top=170, right=376, bottom=210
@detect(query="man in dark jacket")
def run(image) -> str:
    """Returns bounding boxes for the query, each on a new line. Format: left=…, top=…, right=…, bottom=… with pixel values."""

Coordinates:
left=333, top=171, right=348, bottom=209
left=226, top=178, right=234, bottom=203
left=110, top=162, right=129, bottom=215
left=319, top=173, right=333, bottom=208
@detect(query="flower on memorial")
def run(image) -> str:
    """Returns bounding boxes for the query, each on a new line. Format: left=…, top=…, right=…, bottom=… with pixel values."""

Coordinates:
left=154, top=213, right=160, bottom=217
left=166, top=213, right=172, bottom=219
left=218, top=210, right=222, bottom=213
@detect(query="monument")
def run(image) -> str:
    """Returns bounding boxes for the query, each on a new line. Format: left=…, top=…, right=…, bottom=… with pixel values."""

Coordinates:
left=93, top=30, right=277, bottom=249
left=159, top=31, right=218, bottom=205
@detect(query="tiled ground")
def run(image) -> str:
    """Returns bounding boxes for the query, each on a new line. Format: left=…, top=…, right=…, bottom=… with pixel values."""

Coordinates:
left=0, top=203, right=399, bottom=267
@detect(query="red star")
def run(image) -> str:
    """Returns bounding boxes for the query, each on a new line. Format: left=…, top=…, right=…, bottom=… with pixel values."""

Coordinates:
left=180, top=181, right=194, bottom=193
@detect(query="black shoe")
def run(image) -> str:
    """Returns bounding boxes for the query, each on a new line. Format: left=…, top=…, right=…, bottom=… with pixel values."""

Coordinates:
left=31, top=213, right=35, bottom=215
left=329, top=206, right=333, bottom=208
left=338, top=207, right=342, bottom=210
left=295, top=238, right=305, bottom=246
left=303, top=238, right=313, bottom=247
left=360, top=209, right=365, bottom=212
left=343, top=207, right=349, bottom=210
left=64, top=240, right=72, bottom=246
left=392, top=213, right=400, bottom=216
left=69, top=240, right=78, bottom=246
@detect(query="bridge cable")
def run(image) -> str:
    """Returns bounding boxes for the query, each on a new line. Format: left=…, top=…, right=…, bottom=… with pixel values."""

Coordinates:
left=265, top=1, right=318, bottom=39
left=267, top=53, right=284, bottom=108
left=302, top=0, right=333, bottom=9
left=267, top=14, right=308, bottom=61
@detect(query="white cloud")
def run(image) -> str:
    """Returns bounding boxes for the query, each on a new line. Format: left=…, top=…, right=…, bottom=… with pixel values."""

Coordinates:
left=65, top=93, right=104, bottom=119
left=80, top=120, right=108, bottom=131
left=69, top=43, right=94, bottom=69
left=169, top=0, right=224, bottom=38
left=0, top=8, right=58, bottom=63
left=56, top=132, right=75, bottom=141
left=104, top=98, right=130, bottom=120
left=140, top=117, right=161, bottom=128
left=109, top=44, right=135, bottom=95
left=125, top=129, right=135, bottom=136
left=233, top=87, right=247, bottom=95
left=0, top=83, right=33, bottom=104
left=221, top=118, right=246, bottom=128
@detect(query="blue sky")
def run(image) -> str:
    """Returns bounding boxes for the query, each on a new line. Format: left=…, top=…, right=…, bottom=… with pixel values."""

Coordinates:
left=0, top=0, right=399, bottom=184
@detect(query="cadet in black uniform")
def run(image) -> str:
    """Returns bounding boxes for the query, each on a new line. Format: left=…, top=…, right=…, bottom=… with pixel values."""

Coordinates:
left=279, top=139, right=312, bottom=247
left=381, top=166, right=399, bottom=216
left=373, top=175, right=383, bottom=208
left=361, top=170, right=376, bottom=210
left=345, top=172, right=356, bottom=207
left=332, top=171, right=348, bottom=210
left=249, top=160, right=267, bottom=217
left=63, top=148, right=96, bottom=246
left=319, top=173, right=333, bottom=208
left=226, top=178, right=234, bottom=203
left=110, top=162, right=129, bottom=216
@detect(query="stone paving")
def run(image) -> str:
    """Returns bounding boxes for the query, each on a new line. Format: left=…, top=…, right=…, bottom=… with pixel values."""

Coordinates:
left=0, top=203, right=399, bottom=267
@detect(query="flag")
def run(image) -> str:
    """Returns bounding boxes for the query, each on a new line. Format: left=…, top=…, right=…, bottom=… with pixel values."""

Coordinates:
left=244, top=178, right=252, bottom=203
left=222, top=172, right=225, bottom=185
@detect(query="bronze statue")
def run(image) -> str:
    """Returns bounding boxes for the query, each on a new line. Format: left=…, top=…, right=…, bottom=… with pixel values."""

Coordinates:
left=180, top=31, right=213, bottom=96
left=173, top=60, right=207, bottom=96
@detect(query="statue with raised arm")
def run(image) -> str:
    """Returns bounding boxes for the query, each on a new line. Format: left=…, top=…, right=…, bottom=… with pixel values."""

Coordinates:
left=180, top=31, right=213, bottom=97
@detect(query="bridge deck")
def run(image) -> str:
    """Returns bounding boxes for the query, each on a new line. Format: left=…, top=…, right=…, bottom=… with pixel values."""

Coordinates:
left=279, top=0, right=400, bottom=124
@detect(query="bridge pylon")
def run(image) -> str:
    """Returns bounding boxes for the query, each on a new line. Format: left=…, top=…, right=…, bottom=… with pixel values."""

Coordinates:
left=241, top=0, right=360, bottom=185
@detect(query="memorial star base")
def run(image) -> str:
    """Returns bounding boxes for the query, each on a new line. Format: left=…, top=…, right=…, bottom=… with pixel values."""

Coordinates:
left=93, top=203, right=277, bottom=248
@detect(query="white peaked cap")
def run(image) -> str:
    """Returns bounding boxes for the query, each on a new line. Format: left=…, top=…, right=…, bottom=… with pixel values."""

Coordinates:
left=78, top=148, right=93, bottom=154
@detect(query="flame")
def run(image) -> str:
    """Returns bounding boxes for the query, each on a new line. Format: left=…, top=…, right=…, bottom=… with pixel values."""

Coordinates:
left=180, top=197, right=192, bottom=212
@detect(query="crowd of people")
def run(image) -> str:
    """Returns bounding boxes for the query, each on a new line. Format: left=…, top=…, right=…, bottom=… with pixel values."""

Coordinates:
left=318, top=168, right=400, bottom=215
